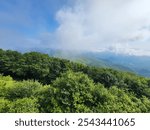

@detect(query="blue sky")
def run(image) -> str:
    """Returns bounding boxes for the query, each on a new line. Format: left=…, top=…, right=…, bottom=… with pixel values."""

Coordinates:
left=0, top=0, right=70, bottom=50
left=0, top=0, right=68, bottom=36
left=0, top=0, right=150, bottom=56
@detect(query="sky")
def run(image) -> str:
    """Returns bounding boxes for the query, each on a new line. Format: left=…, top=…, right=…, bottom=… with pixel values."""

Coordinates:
left=0, top=0, right=150, bottom=56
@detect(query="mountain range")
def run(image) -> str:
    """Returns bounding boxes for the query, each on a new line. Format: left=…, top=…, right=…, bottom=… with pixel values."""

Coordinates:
left=21, top=48, right=150, bottom=77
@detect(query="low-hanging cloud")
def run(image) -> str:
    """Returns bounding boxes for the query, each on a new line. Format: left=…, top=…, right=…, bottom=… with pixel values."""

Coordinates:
left=52, top=0, right=150, bottom=55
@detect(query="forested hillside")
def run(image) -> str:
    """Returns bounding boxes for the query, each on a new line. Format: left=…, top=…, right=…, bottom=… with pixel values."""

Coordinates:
left=0, top=49, right=150, bottom=113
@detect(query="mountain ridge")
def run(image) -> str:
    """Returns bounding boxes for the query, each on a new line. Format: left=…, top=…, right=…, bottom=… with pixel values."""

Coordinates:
left=6, top=48, right=150, bottom=77
left=27, top=48, right=150, bottom=77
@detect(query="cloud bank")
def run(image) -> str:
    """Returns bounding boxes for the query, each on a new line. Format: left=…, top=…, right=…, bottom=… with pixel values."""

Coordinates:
left=1, top=0, right=150, bottom=56
left=51, top=0, right=150, bottom=55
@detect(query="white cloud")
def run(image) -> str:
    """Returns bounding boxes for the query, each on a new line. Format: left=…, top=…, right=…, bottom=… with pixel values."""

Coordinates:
left=1, top=0, right=150, bottom=56
left=105, top=43, right=150, bottom=56
left=53, top=0, right=150, bottom=55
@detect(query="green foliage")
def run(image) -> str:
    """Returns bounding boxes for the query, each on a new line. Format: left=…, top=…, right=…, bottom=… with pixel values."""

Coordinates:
left=34, top=85, right=59, bottom=113
left=0, top=49, right=150, bottom=113
left=0, top=98, right=11, bottom=113
left=6, top=80, right=42, bottom=100
left=0, top=97, right=39, bottom=113
left=52, top=71, right=95, bottom=112
left=9, top=98, right=39, bottom=113
left=0, top=75, right=14, bottom=97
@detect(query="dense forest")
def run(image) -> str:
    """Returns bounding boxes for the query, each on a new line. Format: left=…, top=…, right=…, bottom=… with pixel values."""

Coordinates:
left=0, top=48, right=150, bottom=113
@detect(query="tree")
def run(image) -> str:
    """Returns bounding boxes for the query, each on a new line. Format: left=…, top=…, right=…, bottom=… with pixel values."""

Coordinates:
left=6, top=80, right=42, bottom=100
left=9, top=98, right=39, bottom=113
left=0, top=98, right=11, bottom=113
left=34, top=85, right=60, bottom=113
left=52, top=71, right=95, bottom=112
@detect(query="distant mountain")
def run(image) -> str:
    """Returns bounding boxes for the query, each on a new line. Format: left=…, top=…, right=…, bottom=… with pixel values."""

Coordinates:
left=21, top=48, right=150, bottom=77
left=82, top=51, right=150, bottom=77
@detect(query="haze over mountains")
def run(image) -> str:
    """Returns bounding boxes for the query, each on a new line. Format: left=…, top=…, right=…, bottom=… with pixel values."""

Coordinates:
left=19, top=47, right=150, bottom=78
